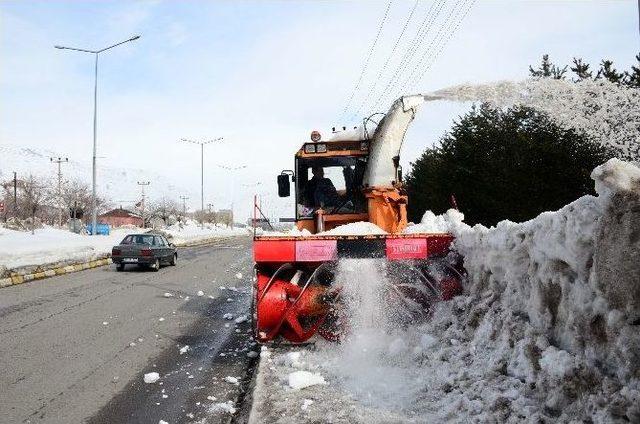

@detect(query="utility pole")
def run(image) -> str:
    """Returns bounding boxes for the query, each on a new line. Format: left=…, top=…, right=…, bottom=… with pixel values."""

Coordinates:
left=55, top=35, right=140, bottom=235
left=137, top=181, right=150, bottom=228
left=179, top=196, right=189, bottom=218
left=50, top=157, right=68, bottom=227
left=13, top=171, right=17, bottom=217
left=180, top=137, right=224, bottom=228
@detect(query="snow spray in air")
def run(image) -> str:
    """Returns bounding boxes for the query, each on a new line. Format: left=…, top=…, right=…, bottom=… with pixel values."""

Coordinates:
left=423, top=78, right=640, bottom=161
left=323, top=259, right=427, bottom=413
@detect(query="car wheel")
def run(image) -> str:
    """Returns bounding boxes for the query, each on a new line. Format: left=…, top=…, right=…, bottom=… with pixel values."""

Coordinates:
left=152, top=258, right=160, bottom=272
left=116, top=263, right=125, bottom=272
left=170, top=253, right=177, bottom=266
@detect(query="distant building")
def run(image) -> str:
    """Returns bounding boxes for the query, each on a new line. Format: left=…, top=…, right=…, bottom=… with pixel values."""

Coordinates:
left=98, top=207, right=143, bottom=227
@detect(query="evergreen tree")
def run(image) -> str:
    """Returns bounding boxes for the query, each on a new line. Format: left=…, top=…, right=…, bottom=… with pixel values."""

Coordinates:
left=624, top=54, right=640, bottom=88
left=529, top=54, right=567, bottom=79
left=570, top=57, right=592, bottom=81
left=405, top=105, right=613, bottom=227
left=596, top=60, right=624, bottom=84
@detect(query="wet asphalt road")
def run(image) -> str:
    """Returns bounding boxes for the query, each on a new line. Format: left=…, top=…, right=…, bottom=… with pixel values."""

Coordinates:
left=0, top=236, right=257, bottom=424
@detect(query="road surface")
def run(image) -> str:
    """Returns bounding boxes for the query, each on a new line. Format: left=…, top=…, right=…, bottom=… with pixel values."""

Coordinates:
left=0, top=236, right=256, bottom=424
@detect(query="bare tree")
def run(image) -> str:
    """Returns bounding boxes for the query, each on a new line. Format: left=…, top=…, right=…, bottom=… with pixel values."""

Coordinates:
left=59, top=178, right=109, bottom=223
left=149, top=197, right=181, bottom=226
left=21, top=175, right=47, bottom=233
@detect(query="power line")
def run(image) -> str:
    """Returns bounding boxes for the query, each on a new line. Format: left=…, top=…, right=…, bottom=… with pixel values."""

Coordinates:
left=401, top=0, right=474, bottom=93
left=350, top=0, right=420, bottom=120
left=407, top=0, right=475, bottom=91
left=338, top=0, right=394, bottom=123
left=369, top=0, right=448, bottom=114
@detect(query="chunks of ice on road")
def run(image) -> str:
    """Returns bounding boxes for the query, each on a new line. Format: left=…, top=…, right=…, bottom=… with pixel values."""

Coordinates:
left=102, top=321, right=108, bottom=325
left=163, top=292, right=173, bottom=298
left=209, top=401, right=236, bottom=414
left=301, top=399, right=314, bottom=410
left=247, top=351, right=258, bottom=358
left=179, top=345, right=190, bottom=355
left=158, top=317, right=165, bottom=322
left=287, top=371, right=326, bottom=390
left=276, top=351, right=303, bottom=368
left=235, top=272, right=243, bottom=279
left=197, top=290, right=204, bottom=297
left=159, top=420, right=168, bottom=424
left=223, top=313, right=234, bottom=320
left=143, top=372, right=160, bottom=384
left=223, top=376, right=239, bottom=385
left=234, top=315, right=247, bottom=324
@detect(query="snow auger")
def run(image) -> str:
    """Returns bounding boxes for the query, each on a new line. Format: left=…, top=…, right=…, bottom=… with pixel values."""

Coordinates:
left=252, top=95, right=465, bottom=344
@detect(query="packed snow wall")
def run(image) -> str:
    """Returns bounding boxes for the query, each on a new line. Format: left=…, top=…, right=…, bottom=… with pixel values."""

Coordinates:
left=407, top=158, right=640, bottom=421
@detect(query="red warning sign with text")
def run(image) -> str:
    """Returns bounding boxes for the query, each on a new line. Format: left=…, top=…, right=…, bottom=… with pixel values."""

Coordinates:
left=385, top=238, right=428, bottom=260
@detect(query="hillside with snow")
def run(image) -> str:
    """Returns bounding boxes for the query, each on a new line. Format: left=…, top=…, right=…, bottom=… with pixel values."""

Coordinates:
left=0, top=143, right=194, bottom=206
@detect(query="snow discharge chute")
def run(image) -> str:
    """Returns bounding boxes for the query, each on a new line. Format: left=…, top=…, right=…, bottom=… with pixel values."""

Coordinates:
left=251, top=94, right=465, bottom=344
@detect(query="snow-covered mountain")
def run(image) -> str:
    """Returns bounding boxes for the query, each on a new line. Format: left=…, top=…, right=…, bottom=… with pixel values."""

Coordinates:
left=0, top=143, right=198, bottom=208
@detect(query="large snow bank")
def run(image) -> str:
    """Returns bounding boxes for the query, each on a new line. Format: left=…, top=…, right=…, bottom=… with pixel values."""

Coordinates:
left=0, top=226, right=133, bottom=270
left=250, top=159, right=640, bottom=423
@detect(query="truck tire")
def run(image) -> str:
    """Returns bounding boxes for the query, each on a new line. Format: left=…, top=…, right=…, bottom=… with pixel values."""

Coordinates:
left=116, top=263, right=125, bottom=272
left=170, top=253, right=177, bottom=266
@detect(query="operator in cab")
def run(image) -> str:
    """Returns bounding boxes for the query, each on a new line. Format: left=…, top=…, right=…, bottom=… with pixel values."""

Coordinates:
left=304, top=166, right=339, bottom=208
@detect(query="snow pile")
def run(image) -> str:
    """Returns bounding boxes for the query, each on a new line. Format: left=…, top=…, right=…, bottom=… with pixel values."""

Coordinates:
left=0, top=226, right=134, bottom=270
left=161, top=219, right=248, bottom=244
left=260, top=221, right=387, bottom=237
left=428, top=78, right=640, bottom=161
left=252, top=159, right=640, bottom=423
left=318, top=221, right=387, bottom=236
left=403, top=209, right=464, bottom=234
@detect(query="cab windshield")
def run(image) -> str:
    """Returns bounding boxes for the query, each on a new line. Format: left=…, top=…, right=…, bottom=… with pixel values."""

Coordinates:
left=295, top=156, right=367, bottom=219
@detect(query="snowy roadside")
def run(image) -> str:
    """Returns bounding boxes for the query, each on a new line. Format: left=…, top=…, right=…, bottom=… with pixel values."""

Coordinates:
left=248, top=159, right=640, bottom=423
left=158, top=220, right=250, bottom=246
left=0, top=226, right=133, bottom=272
left=0, top=220, right=249, bottom=276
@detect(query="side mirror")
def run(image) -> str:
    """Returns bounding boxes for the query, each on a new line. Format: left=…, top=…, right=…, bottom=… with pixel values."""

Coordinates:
left=277, top=174, right=290, bottom=197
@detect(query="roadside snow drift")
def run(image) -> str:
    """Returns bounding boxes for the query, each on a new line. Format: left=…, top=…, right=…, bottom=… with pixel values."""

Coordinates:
left=0, top=227, right=132, bottom=270
left=250, top=159, right=640, bottom=423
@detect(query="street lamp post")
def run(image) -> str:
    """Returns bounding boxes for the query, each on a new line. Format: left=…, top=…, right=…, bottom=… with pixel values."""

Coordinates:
left=55, top=35, right=140, bottom=235
left=180, top=137, right=224, bottom=227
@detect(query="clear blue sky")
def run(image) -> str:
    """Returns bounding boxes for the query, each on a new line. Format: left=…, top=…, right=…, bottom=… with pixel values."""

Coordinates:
left=1, top=1, right=638, bottom=219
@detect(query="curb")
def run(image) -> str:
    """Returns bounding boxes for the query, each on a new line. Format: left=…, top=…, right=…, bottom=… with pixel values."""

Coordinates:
left=0, top=257, right=112, bottom=288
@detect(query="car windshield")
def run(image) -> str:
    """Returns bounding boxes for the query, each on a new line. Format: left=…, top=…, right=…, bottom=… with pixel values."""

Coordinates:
left=121, top=235, right=155, bottom=245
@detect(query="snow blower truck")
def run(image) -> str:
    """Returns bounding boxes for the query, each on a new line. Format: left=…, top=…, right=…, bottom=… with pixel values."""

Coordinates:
left=252, top=95, right=465, bottom=343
